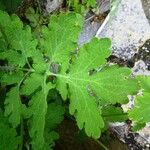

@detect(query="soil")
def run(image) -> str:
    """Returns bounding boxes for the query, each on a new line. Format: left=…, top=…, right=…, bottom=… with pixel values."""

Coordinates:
left=54, top=118, right=129, bottom=150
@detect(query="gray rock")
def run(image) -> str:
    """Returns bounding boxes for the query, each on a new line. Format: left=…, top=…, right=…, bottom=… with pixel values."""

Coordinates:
left=96, top=0, right=150, bottom=60
left=132, top=60, right=150, bottom=76
left=78, top=0, right=110, bottom=45
left=141, top=0, right=150, bottom=23
left=78, top=20, right=103, bottom=45
left=41, top=0, right=63, bottom=14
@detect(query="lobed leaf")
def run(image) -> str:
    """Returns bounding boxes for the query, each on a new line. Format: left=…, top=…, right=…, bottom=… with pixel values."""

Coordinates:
left=129, top=76, right=150, bottom=126
left=27, top=83, right=55, bottom=149
left=0, top=51, right=26, bottom=67
left=0, top=10, right=37, bottom=67
left=41, top=12, right=83, bottom=100
left=129, top=92, right=150, bottom=123
left=55, top=37, right=138, bottom=138
left=4, top=86, right=25, bottom=127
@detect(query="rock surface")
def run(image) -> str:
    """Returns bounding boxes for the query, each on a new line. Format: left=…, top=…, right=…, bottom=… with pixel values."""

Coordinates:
left=78, top=0, right=110, bottom=45
left=141, top=0, right=150, bottom=23
left=40, top=0, right=63, bottom=15
left=97, top=0, right=150, bottom=60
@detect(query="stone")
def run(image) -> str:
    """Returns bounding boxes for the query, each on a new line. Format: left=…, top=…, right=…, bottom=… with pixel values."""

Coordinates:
left=78, top=0, right=110, bottom=45
left=40, top=0, right=63, bottom=15
left=96, top=0, right=150, bottom=60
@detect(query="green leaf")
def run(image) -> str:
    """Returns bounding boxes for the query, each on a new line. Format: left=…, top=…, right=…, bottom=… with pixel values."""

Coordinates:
left=55, top=37, right=138, bottom=138
left=41, top=12, right=83, bottom=61
left=1, top=71, right=23, bottom=85
left=41, top=103, right=65, bottom=150
left=129, top=92, right=150, bottom=123
left=0, top=34, right=7, bottom=51
left=43, top=131, right=59, bottom=150
left=86, top=0, right=96, bottom=7
left=137, top=76, right=150, bottom=92
left=132, top=122, right=146, bottom=132
left=28, top=91, right=47, bottom=149
left=0, top=10, right=37, bottom=67
left=0, top=51, right=26, bottom=67
left=41, top=12, right=83, bottom=99
left=25, top=7, right=40, bottom=28
left=91, top=66, right=138, bottom=104
left=0, top=112, right=20, bottom=150
left=4, top=86, right=25, bottom=127
left=45, top=103, right=65, bottom=130
left=0, top=0, right=22, bottom=13
left=102, top=105, right=128, bottom=130
left=27, top=83, right=55, bottom=149
left=67, top=0, right=96, bottom=14
left=129, top=76, right=150, bottom=126
left=21, top=73, right=44, bottom=95
left=102, top=106, right=128, bottom=122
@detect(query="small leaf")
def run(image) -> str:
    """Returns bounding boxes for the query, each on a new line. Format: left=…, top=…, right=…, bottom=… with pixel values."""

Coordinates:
left=129, top=92, right=150, bottom=123
left=25, top=7, right=40, bottom=27
left=129, top=76, right=150, bottom=125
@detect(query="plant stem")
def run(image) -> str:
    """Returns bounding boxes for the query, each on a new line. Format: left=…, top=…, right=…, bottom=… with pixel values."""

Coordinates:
left=102, top=112, right=128, bottom=118
left=18, top=67, right=35, bottom=73
left=94, top=139, right=109, bottom=150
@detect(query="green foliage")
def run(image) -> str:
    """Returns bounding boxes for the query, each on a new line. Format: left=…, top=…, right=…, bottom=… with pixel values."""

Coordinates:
left=41, top=12, right=138, bottom=137
left=5, top=86, right=26, bottom=127
left=0, top=8, right=142, bottom=150
left=0, top=0, right=22, bottom=13
left=25, top=7, right=40, bottom=28
left=41, top=12, right=83, bottom=100
left=129, top=76, right=150, bottom=129
left=67, top=0, right=96, bottom=14
left=0, top=110, right=20, bottom=150
left=49, top=37, right=138, bottom=138
left=132, top=122, right=146, bottom=132
left=102, top=105, right=128, bottom=130
left=0, top=10, right=66, bottom=149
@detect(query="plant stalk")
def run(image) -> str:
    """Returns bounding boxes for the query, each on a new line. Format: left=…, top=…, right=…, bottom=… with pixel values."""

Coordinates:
left=94, top=139, right=109, bottom=150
